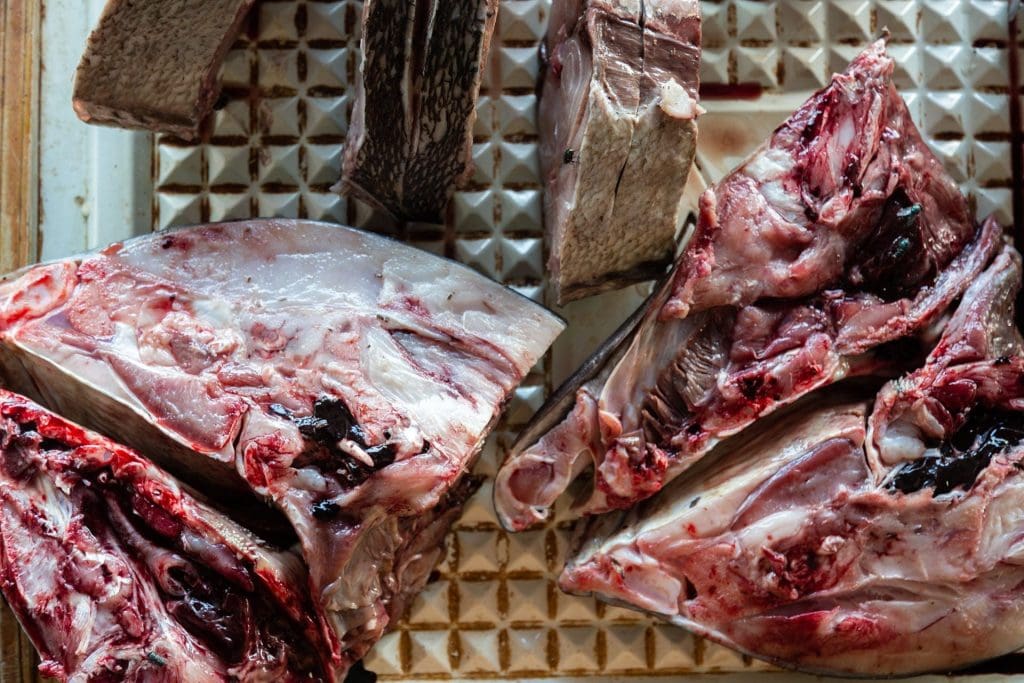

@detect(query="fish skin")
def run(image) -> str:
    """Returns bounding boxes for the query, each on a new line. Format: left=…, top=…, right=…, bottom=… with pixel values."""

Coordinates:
left=540, top=0, right=702, bottom=303
left=336, top=0, right=499, bottom=224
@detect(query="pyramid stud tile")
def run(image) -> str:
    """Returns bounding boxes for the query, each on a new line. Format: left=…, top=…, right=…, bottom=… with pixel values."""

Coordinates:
left=703, top=640, right=750, bottom=670
left=897, top=89, right=921, bottom=122
left=454, top=238, right=498, bottom=278
left=457, top=530, right=502, bottom=573
left=499, top=46, right=541, bottom=89
left=220, top=48, right=252, bottom=89
left=304, top=143, right=342, bottom=184
left=603, top=624, right=648, bottom=671
left=973, top=141, right=1011, bottom=185
left=965, top=92, right=1009, bottom=136
left=499, top=0, right=545, bottom=42
left=303, top=191, right=347, bottom=222
left=886, top=43, right=921, bottom=90
left=208, top=192, right=251, bottom=222
left=498, top=189, right=542, bottom=232
left=556, top=593, right=601, bottom=622
left=362, top=630, right=404, bottom=675
left=507, top=628, right=549, bottom=672
left=875, top=0, right=918, bottom=42
left=736, top=0, right=777, bottom=43
left=736, top=46, right=779, bottom=87
left=459, top=630, right=502, bottom=673
left=558, top=626, right=600, bottom=671
left=307, top=48, right=349, bottom=89
left=498, top=142, right=540, bottom=185
left=258, top=96, right=301, bottom=137
left=460, top=581, right=499, bottom=622
left=921, top=0, right=965, bottom=44
left=968, top=0, right=1009, bottom=42
left=258, top=144, right=301, bottom=185
left=471, top=141, right=498, bottom=185
left=976, top=188, right=1013, bottom=226
left=474, top=95, right=495, bottom=137
left=783, top=46, right=827, bottom=90
left=305, top=2, right=349, bottom=41
left=701, top=1, right=731, bottom=47
left=511, top=283, right=545, bottom=303
left=968, top=47, right=1012, bottom=90
left=306, top=96, right=348, bottom=137
left=471, top=438, right=502, bottom=479
left=409, top=630, right=453, bottom=674
left=211, top=99, right=252, bottom=137
left=825, top=0, right=873, bottom=43
left=602, top=605, right=648, bottom=622
left=257, top=1, right=298, bottom=42
left=257, top=191, right=301, bottom=217
left=157, top=145, right=203, bottom=187
left=505, top=530, right=548, bottom=573
left=507, top=384, right=546, bottom=426
left=922, top=91, right=965, bottom=137
left=651, top=624, right=697, bottom=669
left=258, top=49, right=300, bottom=90
left=929, top=138, right=969, bottom=184
left=507, top=579, right=549, bottom=622
left=457, top=482, right=498, bottom=525
left=923, top=44, right=967, bottom=90
left=701, top=49, right=730, bottom=85
left=408, top=580, right=451, bottom=624
left=499, top=94, right=537, bottom=137
left=499, top=235, right=543, bottom=280
left=157, top=193, right=202, bottom=229
left=779, top=0, right=825, bottom=43
left=454, top=191, right=495, bottom=233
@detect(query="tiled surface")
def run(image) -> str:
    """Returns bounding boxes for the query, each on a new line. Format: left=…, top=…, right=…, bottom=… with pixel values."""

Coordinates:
left=149, top=0, right=1016, bottom=677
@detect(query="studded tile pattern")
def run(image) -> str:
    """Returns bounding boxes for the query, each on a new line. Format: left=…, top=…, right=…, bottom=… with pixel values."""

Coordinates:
left=150, top=0, right=1016, bottom=677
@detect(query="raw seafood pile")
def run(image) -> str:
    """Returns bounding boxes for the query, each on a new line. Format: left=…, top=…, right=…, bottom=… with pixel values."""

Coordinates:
left=337, top=0, right=499, bottom=223
left=0, top=220, right=563, bottom=680
left=541, top=0, right=702, bottom=302
left=495, top=39, right=985, bottom=529
left=497, top=39, right=1024, bottom=674
left=74, top=0, right=257, bottom=138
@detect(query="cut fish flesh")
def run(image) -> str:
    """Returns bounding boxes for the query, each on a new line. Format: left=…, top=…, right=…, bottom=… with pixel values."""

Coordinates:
left=0, top=390, right=332, bottom=681
left=494, top=40, right=981, bottom=530
left=336, top=0, right=498, bottom=223
left=560, top=244, right=1024, bottom=675
left=0, top=219, right=564, bottom=675
left=541, top=0, right=702, bottom=303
